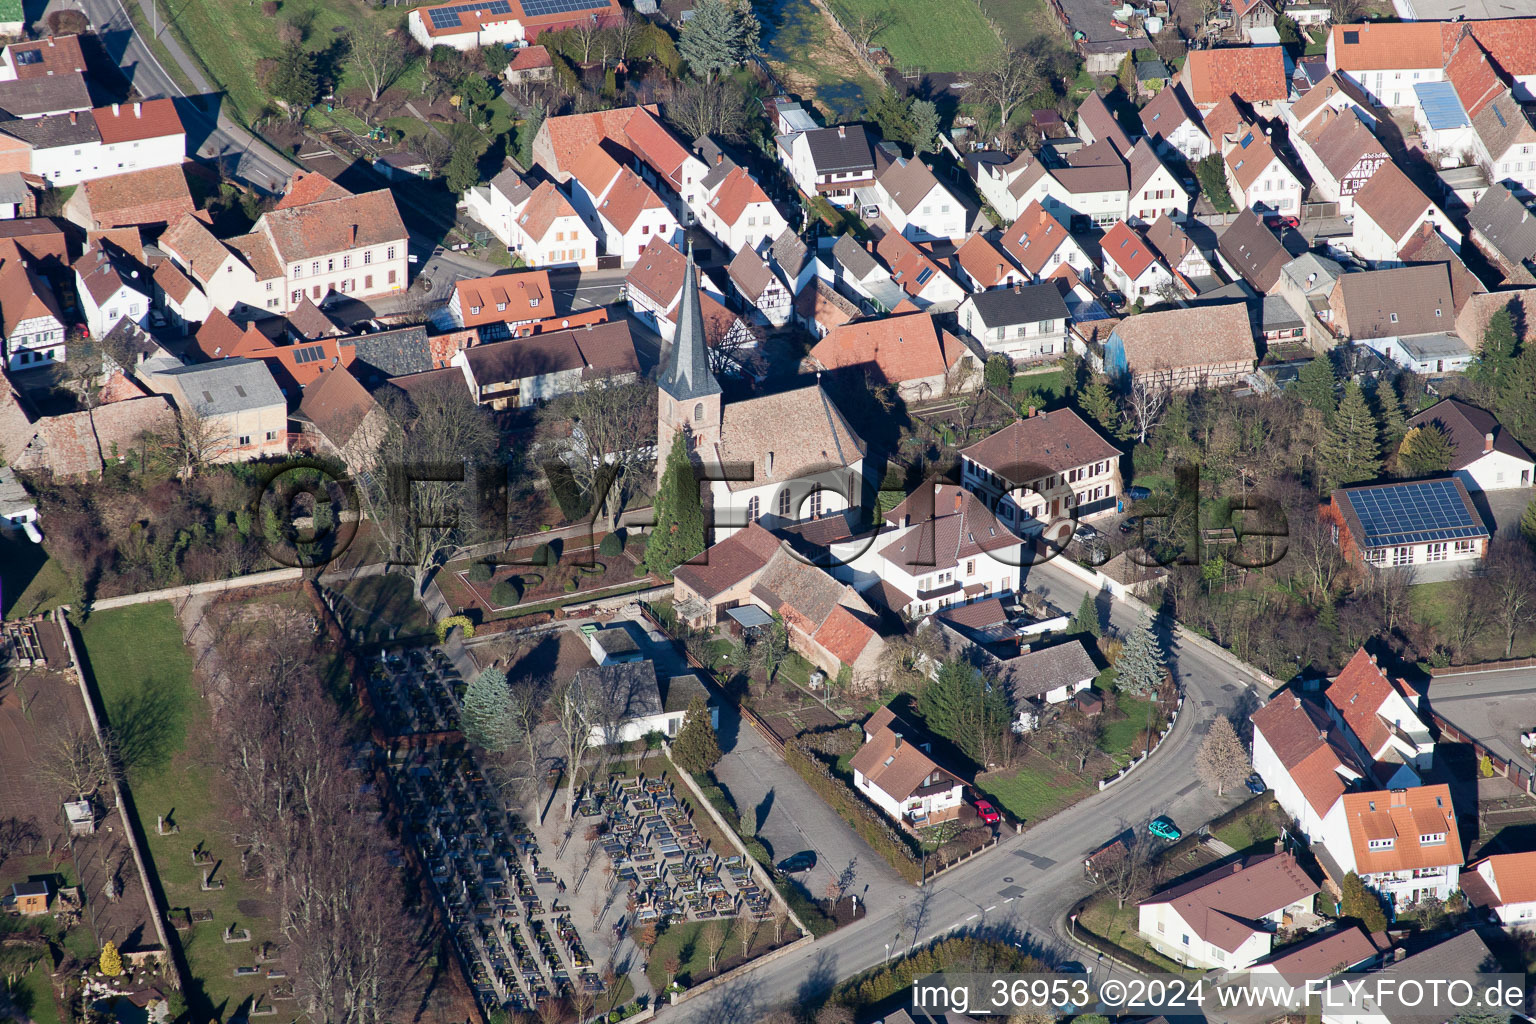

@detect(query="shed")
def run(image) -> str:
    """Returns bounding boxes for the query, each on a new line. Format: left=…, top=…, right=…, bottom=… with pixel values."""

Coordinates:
left=11, top=880, right=49, bottom=915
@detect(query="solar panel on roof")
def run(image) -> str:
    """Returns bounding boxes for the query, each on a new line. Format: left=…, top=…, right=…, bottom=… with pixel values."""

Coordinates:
left=426, top=0, right=513, bottom=29
left=519, top=0, right=609, bottom=16
left=1342, top=479, right=1487, bottom=548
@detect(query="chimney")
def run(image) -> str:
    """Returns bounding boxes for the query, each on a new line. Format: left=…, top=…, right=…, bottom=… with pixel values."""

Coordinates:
left=47, top=36, right=53, bottom=46
left=893, top=733, right=903, bottom=749
left=837, top=125, right=846, bottom=138
left=1368, top=653, right=1376, bottom=665
left=69, top=111, right=76, bottom=124
left=1293, top=695, right=1302, bottom=709
left=1485, top=431, right=1495, bottom=452
left=716, top=152, right=723, bottom=165
left=1274, top=838, right=1284, bottom=854
left=953, top=490, right=962, bottom=512
left=112, top=102, right=120, bottom=116
left=1231, top=862, right=1242, bottom=874
left=1028, top=406, right=1037, bottom=417
left=1390, top=788, right=1407, bottom=807
left=134, top=101, right=142, bottom=118
left=1318, top=729, right=1327, bottom=741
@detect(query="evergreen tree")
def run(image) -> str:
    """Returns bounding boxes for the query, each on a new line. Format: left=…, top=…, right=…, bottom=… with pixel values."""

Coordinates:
left=461, top=667, right=516, bottom=751
left=1070, top=592, right=1102, bottom=638
left=909, top=99, right=941, bottom=154
left=1316, top=381, right=1381, bottom=490
left=1498, top=347, right=1536, bottom=450
left=1371, top=381, right=1409, bottom=460
left=984, top=355, right=1011, bottom=392
left=270, top=41, right=319, bottom=111
left=917, top=660, right=1010, bottom=766
left=1114, top=613, right=1165, bottom=697
left=1521, top=499, right=1536, bottom=547
left=99, top=941, right=123, bottom=977
left=1078, top=375, right=1118, bottom=431
left=671, top=695, right=722, bottom=773
left=1339, top=872, right=1388, bottom=933
left=1396, top=423, right=1455, bottom=477
left=865, top=86, right=914, bottom=145
left=1469, top=307, right=1518, bottom=391
left=645, top=431, right=706, bottom=576
left=445, top=136, right=484, bottom=194
left=677, top=0, right=759, bottom=78
left=1291, top=355, right=1337, bottom=415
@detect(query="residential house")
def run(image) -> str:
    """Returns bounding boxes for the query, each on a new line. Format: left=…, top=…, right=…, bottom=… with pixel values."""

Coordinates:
left=1406, top=398, right=1534, bottom=490
left=1144, top=214, right=1211, bottom=280
left=151, top=258, right=211, bottom=333
left=953, top=233, right=1026, bottom=292
left=565, top=141, right=680, bottom=266
left=445, top=270, right=554, bottom=337
left=0, top=35, right=86, bottom=81
left=1285, top=71, right=1380, bottom=136
left=1326, top=22, right=1446, bottom=108
left=1140, top=83, right=1213, bottom=164
left=1324, top=648, right=1434, bottom=771
left=1294, top=108, right=1388, bottom=211
left=999, top=201, right=1096, bottom=284
left=671, top=522, right=785, bottom=628
left=0, top=257, right=65, bottom=370
left=779, top=124, right=876, bottom=207
left=752, top=546, right=886, bottom=687
left=697, top=164, right=785, bottom=254
left=73, top=239, right=150, bottom=340
left=4, top=100, right=185, bottom=188
left=1466, top=183, right=1536, bottom=285
left=1138, top=854, right=1317, bottom=970
left=959, top=408, right=1123, bottom=531
left=1231, top=0, right=1278, bottom=42
left=1330, top=785, right=1460, bottom=906
left=795, top=278, right=861, bottom=338
left=1322, top=931, right=1494, bottom=1024
left=1250, top=693, right=1371, bottom=844
left=0, top=372, right=175, bottom=477
left=569, top=659, right=716, bottom=745
left=999, top=639, right=1098, bottom=731
left=1126, top=140, right=1188, bottom=224
left=1328, top=264, right=1467, bottom=372
left=1278, top=252, right=1344, bottom=326
left=0, top=72, right=92, bottom=120
left=158, top=212, right=276, bottom=318
left=1326, top=477, right=1490, bottom=567
left=1396, top=222, right=1483, bottom=315
left=1103, top=302, right=1257, bottom=389
left=622, top=106, right=711, bottom=228
left=725, top=243, right=792, bottom=327
left=1443, top=32, right=1536, bottom=197
left=1223, top=124, right=1304, bottom=215
left=1219, top=208, right=1290, bottom=292
left=970, top=150, right=1044, bottom=222
left=626, top=237, right=727, bottom=340
left=871, top=155, right=966, bottom=242
left=1076, top=91, right=1136, bottom=157
left=406, top=0, right=620, bottom=50
left=1100, top=219, right=1176, bottom=300
left=828, top=234, right=903, bottom=314
left=464, top=171, right=598, bottom=270
left=1183, top=46, right=1289, bottom=114
left=1463, top=852, right=1536, bottom=927
left=875, top=230, right=964, bottom=309
left=807, top=310, right=976, bottom=400
left=1249, top=927, right=1381, bottom=983
left=1350, top=160, right=1457, bottom=265
left=453, top=320, right=639, bottom=409
left=849, top=706, right=965, bottom=826
left=1040, top=142, right=1133, bottom=229
left=956, top=282, right=1071, bottom=362
left=63, top=164, right=194, bottom=231
left=146, top=357, right=288, bottom=462
left=297, top=364, right=387, bottom=470
left=503, top=44, right=553, bottom=84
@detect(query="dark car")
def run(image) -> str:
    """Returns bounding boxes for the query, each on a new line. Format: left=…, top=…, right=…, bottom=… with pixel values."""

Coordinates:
left=1125, top=485, right=1151, bottom=501
left=776, top=851, right=817, bottom=873
left=1119, top=516, right=1143, bottom=535
left=1246, top=773, right=1267, bottom=795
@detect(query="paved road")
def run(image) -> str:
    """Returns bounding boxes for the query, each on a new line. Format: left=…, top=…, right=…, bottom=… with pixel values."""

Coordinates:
left=73, top=0, right=296, bottom=190
left=655, top=559, right=1262, bottom=1023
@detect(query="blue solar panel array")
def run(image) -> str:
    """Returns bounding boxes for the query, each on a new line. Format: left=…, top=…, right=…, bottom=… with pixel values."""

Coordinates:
left=1342, top=479, right=1487, bottom=548
left=520, top=0, right=609, bottom=16
left=427, top=0, right=512, bottom=29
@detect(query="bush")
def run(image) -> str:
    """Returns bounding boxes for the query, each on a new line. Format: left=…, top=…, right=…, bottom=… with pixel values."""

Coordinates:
left=983, top=355, right=1011, bottom=392
left=532, top=543, right=558, bottom=567
left=599, top=531, right=625, bottom=557
left=633, top=563, right=651, bottom=578
left=490, top=579, right=522, bottom=606
left=435, top=615, right=475, bottom=643
left=564, top=578, right=579, bottom=593
left=468, top=562, right=494, bottom=583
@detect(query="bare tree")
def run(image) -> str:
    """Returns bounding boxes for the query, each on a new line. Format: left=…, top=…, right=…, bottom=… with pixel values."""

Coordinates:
left=973, top=46, right=1044, bottom=132
left=1054, top=710, right=1100, bottom=772
left=1367, top=563, right=1415, bottom=635
left=1195, top=717, right=1248, bottom=796
left=608, top=10, right=641, bottom=63
left=1100, top=830, right=1154, bottom=909
left=571, top=16, right=602, bottom=62
left=702, top=919, right=728, bottom=972
left=1443, top=577, right=1490, bottom=663
left=1476, top=537, right=1536, bottom=659
left=1123, top=369, right=1171, bottom=444
left=704, top=308, right=765, bottom=380
left=544, top=376, right=656, bottom=524
left=664, top=76, right=748, bottom=141
left=0, top=817, right=42, bottom=868
left=367, top=376, right=498, bottom=599
left=347, top=21, right=412, bottom=102
left=144, top=402, right=236, bottom=478
left=553, top=677, right=604, bottom=821
left=36, top=719, right=116, bottom=802
left=769, top=899, right=788, bottom=944
left=1328, top=0, right=1367, bottom=21
left=848, top=7, right=890, bottom=50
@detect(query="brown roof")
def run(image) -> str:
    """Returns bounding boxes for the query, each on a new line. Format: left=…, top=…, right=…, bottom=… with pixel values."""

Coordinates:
left=810, top=310, right=964, bottom=384
left=1254, top=926, right=1378, bottom=981
left=1289, top=72, right=1375, bottom=128
left=1468, top=852, right=1536, bottom=907
left=1101, top=219, right=1158, bottom=279
left=673, top=521, right=784, bottom=599
left=1077, top=91, right=1135, bottom=155
left=1396, top=222, right=1483, bottom=313
left=1353, top=162, right=1434, bottom=244
left=1329, top=22, right=1444, bottom=72
left=516, top=181, right=581, bottom=241
left=727, top=243, right=777, bottom=301
left=1140, top=854, right=1316, bottom=953
left=226, top=232, right=283, bottom=281
left=0, top=218, right=68, bottom=266
left=877, top=155, right=944, bottom=215
left=879, top=484, right=1027, bottom=574
left=77, top=165, right=194, bottom=229
left=1251, top=693, right=1367, bottom=816
left=1185, top=46, right=1287, bottom=107
left=192, top=307, right=247, bottom=360
left=1326, top=648, right=1407, bottom=758
left=1143, top=214, right=1196, bottom=269
left=299, top=364, right=379, bottom=450
left=794, top=278, right=859, bottom=332
left=998, top=639, right=1100, bottom=703
left=953, top=233, right=1016, bottom=289
left=508, top=44, right=552, bottom=71
left=1140, top=83, right=1204, bottom=147
left=1110, top=302, right=1256, bottom=373
left=848, top=706, right=963, bottom=801
left=92, top=99, right=183, bottom=144
left=625, top=236, right=685, bottom=309
left=999, top=201, right=1076, bottom=277
left=462, top=320, right=638, bottom=385
left=1302, top=108, right=1385, bottom=181
left=456, top=270, right=553, bottom=327
left=875, top=230, right=949, bottom=298
left=274, top=170, right=350, bottom=210
left=961, top=407, right=1120, bottom=478
left=1407, top=397, right=1534, bottom=469
left=11, top=395, right=174, bottom=477
left=1127, top=138, right=1173, bottom=195
left=4, top=35, right=86, bottom=78
left=1334, top=264, right=1454, bottom=339
left=259, top=188, right=406, bottom=265
left=0, top=71, right=91, bottom=117
left=151, top=257, right=196, bottom=305
left=1342, top=785, right=1459, bottom=874
left=1218, top=208, right=1289, bottom=291
left=713, top=383, right=866, bottom=493
left=161, top=212, right=232, bottom=282
left=540, top=106, right=650, bottom=174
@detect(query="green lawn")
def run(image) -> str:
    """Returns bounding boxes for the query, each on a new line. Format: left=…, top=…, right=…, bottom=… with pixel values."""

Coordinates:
left=976, top=749, right=1093, bottom=824
left=17, top=964, right=61, bottom=1024
left=1411, top=580, right=1536, bottom=662
left=974, top=0, right=1066, bottom=49
left=0, top=533, right=70, bottom=618
left=1100, top=696, right=1161, bottom=762
left=645, top=917, right=780, bottom=991
left=1076, top=892, right=1188, bottom=972
left=1012, top=367, right=1069, bottom=401
left=77, top=604, right=273, bottom=1022
left=827, top=0, right=1003, bottom=70
left=1213, top=812, right=1279, bottom=854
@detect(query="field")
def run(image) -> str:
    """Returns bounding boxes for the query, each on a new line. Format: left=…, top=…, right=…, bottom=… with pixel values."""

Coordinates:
left=975, top=0, right=1065, bottom=49
left=754, top=0, right=882, bottom=119
left=975, top=749, right=1093, bottom=823
left=826, top=0, right=1003, bottom=71
left=77, top=603, right=278, bottom=1022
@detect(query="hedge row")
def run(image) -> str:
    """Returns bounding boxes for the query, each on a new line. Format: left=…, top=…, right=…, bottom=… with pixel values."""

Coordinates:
left=835, top=937, right=1045, bottom=1011
left=784, top=739, right=923, bottom=884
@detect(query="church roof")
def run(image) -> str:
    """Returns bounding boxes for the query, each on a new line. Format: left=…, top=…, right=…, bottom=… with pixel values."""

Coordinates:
left=656, top=248, right=721, bottom=403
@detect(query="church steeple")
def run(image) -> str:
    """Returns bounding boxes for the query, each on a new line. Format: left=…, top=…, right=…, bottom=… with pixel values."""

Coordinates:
left=658, top=245, right=721, bottom=403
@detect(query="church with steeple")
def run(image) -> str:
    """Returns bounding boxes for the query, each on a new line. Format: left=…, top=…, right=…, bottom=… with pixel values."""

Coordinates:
left=655, top=248, right=871, bottom=541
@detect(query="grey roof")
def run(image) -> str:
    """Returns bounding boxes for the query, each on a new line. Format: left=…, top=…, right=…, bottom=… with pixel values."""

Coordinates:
left=0, top=464, right=32, bottom=517
left=0, top=72, right=92, bottom=117
left=656, top=249, right=721, bottom=403
left=832, top=233, right=881, bottom=281
left=1219, top=209, right=1289, bottom=292
left=1000, top=639, right=1100, bottom=703
left=1136, top=60, right=1170, bottom=82
left=592, top=627, right=640, bottom=657
left=1395, top=331, right=1471, bottom=361
left=570, top=660, right=664, bottom=721
left=1469, top=182, right=1536, bottom=268
left=966, top=283, right=1070, bottom=328
left=1342, top=931, right=1496, bottom=1024
left=345, top=326, right=433, bottom=381
left=658, top=672, right=709, bottom=713
left=803, top=124, right=874, bottom=174
left=1407, top=397, right=1535, bottom=469
left=694, top=136, right=738, bottom=192
left=1281, top=251, right=1343, bottom=296
left=1261, top=293, right=1304, bottom=332
left=489, top=167, right=531, bottom=205
left=157, top=357, right=285, bottom=415
left=0, top=170, right=26, bottom=204
left=769, top=227, right=809, bottom=280
left=0, top=108, right=99, bottom=148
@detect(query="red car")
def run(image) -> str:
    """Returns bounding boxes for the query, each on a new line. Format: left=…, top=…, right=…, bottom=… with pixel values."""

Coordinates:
left=1264, top=214, right=1300, bottom=230
left=974, top=799, right=1001, bottom=825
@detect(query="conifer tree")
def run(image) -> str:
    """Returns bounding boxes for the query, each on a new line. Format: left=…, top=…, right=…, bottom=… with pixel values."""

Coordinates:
left=1114, top=613, right=1165, bottom=697
left=99, top=941, right=123, bottom=977
left=1396, top=423, right=1455, bottom=477
left=671, top=695, right=722, bottom=774
left=1519, top=499, right=1536, bottom=547
left=1070, top=592, right=1102, bottom=638
left=1291, top=355, right=1337, bottom=416
left=1078, top=375, right=1118, bottom=431
left=461, top=667, right=516, bottom=751
left=678, top=0, right=759, bottom=78
left=1317, top=381, right=1381, bottom=490
left=645, top=431, right=706, bottom=576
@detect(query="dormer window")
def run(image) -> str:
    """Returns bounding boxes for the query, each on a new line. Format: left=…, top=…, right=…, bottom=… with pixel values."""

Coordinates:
left=1368, top=838, right=1394, bottom=850
left=1420, top=832, right=1446, bottom=845
left=496, top=302, right=506, bottom=312
left=470, top=306, right=481, bottom=315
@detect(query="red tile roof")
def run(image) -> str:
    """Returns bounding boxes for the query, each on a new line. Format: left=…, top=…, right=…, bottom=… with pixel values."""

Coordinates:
left=517, top=181, right=580, bottom=241
left=274, top=170, right=350, bottom=210
left=595, top=166, right=666, bottom=232
left=77, top=165, right=194, bottom=229
left=508, top=44, right=552, bottom=71
left=1469, top=852, right=1536, bottom=906
left=5, top=35, right=85, bottom=79
left=259, top=188, right=407, bottom=264
left=848, top=706, right=963, bottom=801
left=1101, top=219, right=1157, bottom=278
left=455, top=270, right=553, bottom=327
left=92, top=99, right=183, bottom=144
left=706, top=165, right=770, bottom=226
left=953, top=233, right=1017, bottom=288
left=673, top=521, right=784, bottom=599
left=814, top=604, right=879, bottom=665
left=622, top=106, right=695, bottom=190
left=541, top=105, right=653, bottom=175
left=1444, top=20, right=1536, bottom=77
left=1250, top=693, right=1366, bottom=817
left=1341, top=785, right=1459, bottom=874
left=1184, top=46, right=1287, bottom=107
left=999, top=200, right=1075, bottom=277
left=1329, top=22, right=1444, bottom=72
left=809, top=310, right=964, bottom=384
left=875, top=230, right=948, bottom=298
left=1445, top=33, right=1504, bottom=119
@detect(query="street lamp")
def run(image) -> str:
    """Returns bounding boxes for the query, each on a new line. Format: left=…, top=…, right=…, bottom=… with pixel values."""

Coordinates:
left=1070, top=913, right=1078, bottom=939
left=884, top=942, right=891, bottom=964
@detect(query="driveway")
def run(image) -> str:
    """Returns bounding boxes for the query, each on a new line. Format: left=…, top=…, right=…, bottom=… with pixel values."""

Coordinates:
left=1468, top=486, right=1535, bottom=539
left=710, top=704, right=907, bottom=918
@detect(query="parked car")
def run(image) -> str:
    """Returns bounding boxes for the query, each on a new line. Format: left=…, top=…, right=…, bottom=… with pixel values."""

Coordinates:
left=1246, top=773, right=1267, bottom=795
left=1148, top=817, right=1181, bottom=841
left=1125, top=485, right=1151, bottom=501
left=1119, top=516, right=1144, bottom=535
left=1264, top=214, right=1300, bottom=230
left=776, top=851, right=817, bottom=873
left=974, top=799, right=1001, bottom=825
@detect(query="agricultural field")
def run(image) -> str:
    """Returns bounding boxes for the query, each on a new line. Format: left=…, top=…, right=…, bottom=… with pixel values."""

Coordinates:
left=826, top=0, right=1003, bottom=70
left=975, top=0, right=1068, bottom=50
